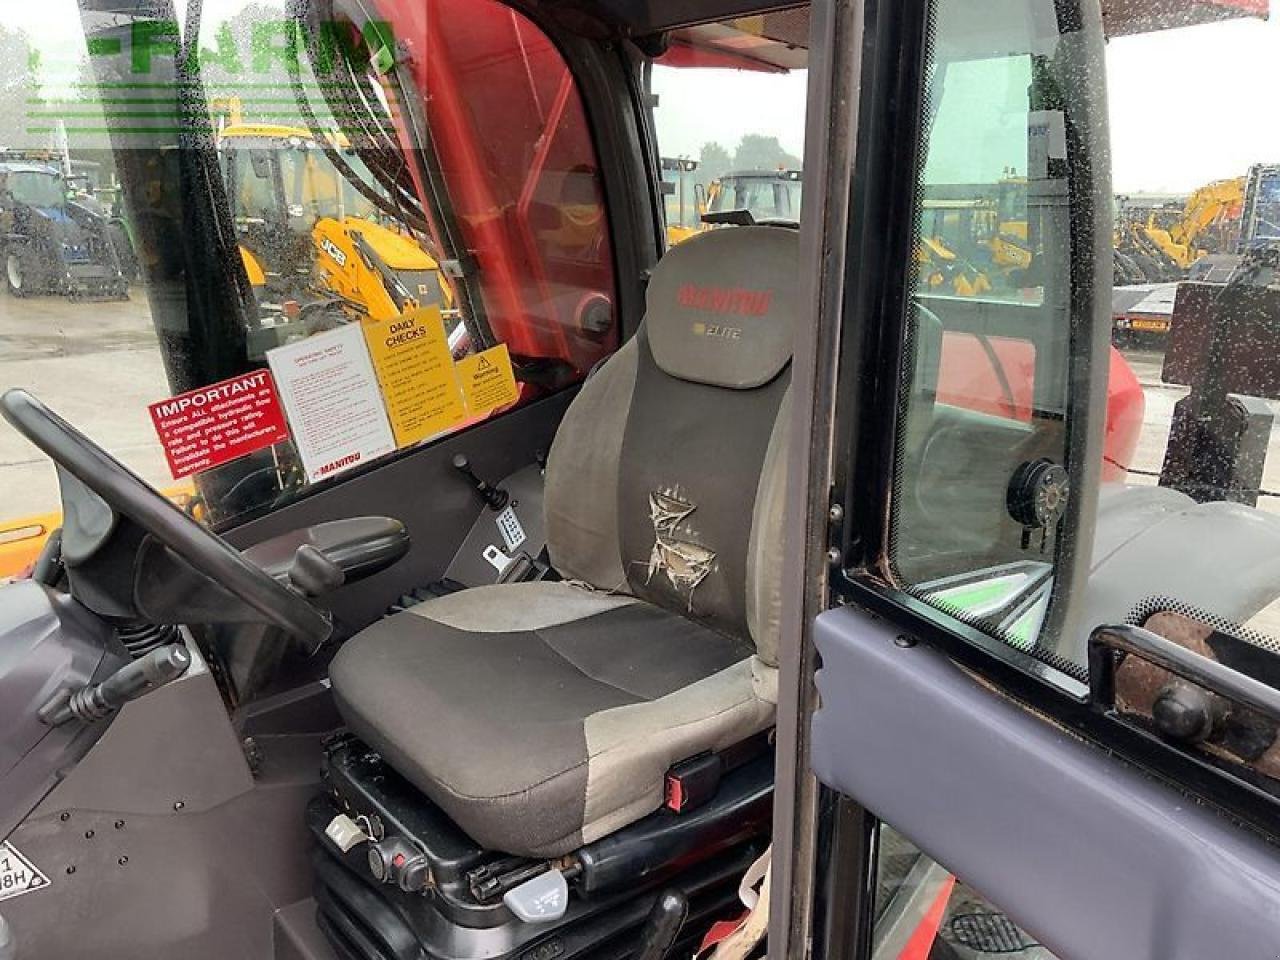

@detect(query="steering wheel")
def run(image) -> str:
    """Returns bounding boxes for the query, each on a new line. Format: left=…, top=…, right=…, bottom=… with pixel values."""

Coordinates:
left=0, top=389, right=332, bottom=650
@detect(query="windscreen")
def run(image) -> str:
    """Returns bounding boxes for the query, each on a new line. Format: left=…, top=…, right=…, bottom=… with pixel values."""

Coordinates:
left=8, top=172, right=65, bottom=208
left=0, top=0, right=619, bottom=580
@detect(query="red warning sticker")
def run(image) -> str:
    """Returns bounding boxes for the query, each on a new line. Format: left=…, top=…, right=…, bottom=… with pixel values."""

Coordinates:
left=148, top=370, right=290, bottom=479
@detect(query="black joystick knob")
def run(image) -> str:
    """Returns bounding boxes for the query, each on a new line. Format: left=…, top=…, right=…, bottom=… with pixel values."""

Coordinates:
left=288, top=544, right=345, bottom=598
left=1153, top=682, right=1216, bottom=743
left=452, top=453, right=509, bottom=511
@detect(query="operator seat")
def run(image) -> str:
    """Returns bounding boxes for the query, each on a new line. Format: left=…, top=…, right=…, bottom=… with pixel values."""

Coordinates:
left=329, top=225, right=798, bottom=858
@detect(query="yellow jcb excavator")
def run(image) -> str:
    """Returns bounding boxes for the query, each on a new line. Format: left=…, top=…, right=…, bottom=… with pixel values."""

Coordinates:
left=1140, top=176, right=1244, bottom=270
left=1116, top=176, right=1245, bottom=281
left=219, top=124, right=452, bottom=330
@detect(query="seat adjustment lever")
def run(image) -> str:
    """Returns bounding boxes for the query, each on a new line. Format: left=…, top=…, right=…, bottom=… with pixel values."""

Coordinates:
left=502, top=868, right=569, bottom=923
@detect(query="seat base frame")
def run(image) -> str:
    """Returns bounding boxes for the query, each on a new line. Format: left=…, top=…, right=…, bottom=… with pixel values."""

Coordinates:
left=309, top=737, right=772, bottom=960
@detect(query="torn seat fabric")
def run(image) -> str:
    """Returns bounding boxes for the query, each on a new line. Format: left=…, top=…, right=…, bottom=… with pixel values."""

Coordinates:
left=329, top=226, right=799, bottom=857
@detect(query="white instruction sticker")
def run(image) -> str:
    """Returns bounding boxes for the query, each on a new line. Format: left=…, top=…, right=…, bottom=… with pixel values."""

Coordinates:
left=267, top=324, right=396, bottom=484
left=496, top=506, right=527, bottom=552
left=0, top=842, right=49, bottom=902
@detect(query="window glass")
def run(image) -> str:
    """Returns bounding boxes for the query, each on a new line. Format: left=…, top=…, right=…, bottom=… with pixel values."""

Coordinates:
left=889, top=0, right=1280, bottom=709
left=0, top=0, right=616, bottom=577
left=889, top=0, right=1079, bottom=670
left=648, top=12, right=809, bottom=245
left=920, top=56, right=1038, bottom=302
left=8, top=171, right=67, bottom=209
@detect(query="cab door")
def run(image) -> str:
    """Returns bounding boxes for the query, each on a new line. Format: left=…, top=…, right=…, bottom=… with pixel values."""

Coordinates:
left=783, top=0, right=1280, bottom=956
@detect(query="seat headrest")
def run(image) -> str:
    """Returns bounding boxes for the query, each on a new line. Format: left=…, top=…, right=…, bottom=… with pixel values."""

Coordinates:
left=644, top=226, right=799, bottom=389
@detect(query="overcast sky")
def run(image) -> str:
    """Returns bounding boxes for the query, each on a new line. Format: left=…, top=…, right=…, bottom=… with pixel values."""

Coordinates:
left=12, top=1, right=1280, bottom=194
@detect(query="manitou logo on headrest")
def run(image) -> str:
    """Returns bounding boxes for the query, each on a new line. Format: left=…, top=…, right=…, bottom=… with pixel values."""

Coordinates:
left=677, top=284, right=773, bottom=316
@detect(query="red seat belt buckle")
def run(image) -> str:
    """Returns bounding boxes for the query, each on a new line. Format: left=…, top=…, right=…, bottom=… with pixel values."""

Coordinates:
left=663, top=753, right=722, bottom=813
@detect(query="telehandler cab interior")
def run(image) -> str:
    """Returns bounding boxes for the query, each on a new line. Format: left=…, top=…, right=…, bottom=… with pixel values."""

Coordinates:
left=3, top=0, right=1280, bottom=959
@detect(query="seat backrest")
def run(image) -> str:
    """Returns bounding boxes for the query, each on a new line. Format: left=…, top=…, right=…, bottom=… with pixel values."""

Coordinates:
left=544, top=225, right=799, bottom=665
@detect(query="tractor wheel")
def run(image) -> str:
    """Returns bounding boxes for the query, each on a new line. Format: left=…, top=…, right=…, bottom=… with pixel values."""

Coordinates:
left=6, top=253, right=28, bottom=298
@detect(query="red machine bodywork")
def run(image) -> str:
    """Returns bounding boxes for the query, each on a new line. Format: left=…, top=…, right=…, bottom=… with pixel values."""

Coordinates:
left=374, top=0, right=619, bottom=377
left=937, top=335, right=1145, bottom=482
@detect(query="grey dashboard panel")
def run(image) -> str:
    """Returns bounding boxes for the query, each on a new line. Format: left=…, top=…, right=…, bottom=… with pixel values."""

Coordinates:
left=226, top=390, right=571, bottom=633
left=810, top=604, right=1280, bottom=960
left=0, top=582, right=117, bottom=842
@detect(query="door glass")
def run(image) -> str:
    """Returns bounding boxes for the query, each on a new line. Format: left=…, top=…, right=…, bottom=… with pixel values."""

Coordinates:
left=0, top=0, right=618, bottom=576
left=885, top=0, right=1280, bottom=771
left=873, top=824, right=1058, bottom=960
left=888, top=0, right=1083, bottom=671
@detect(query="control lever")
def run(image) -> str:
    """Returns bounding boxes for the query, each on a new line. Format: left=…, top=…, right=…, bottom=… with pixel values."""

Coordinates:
left=288, top=544, right=345, bottom=597
left=634, top=890, right=688, bottom=960
left=452, top=453, right=509, bottom=511
left=39, top=644, right=191, bottom=726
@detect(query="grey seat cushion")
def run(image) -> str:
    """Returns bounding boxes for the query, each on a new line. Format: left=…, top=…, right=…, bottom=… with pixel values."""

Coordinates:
left=329, top=581, right=775, bottom=858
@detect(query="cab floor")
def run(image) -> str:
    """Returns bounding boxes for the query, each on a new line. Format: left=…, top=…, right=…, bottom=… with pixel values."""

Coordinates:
left=934, top=884, right=1057, bottom=960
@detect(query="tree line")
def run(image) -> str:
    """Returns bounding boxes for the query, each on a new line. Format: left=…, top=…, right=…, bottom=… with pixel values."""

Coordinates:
left=687, top=134, right=803, bottom=189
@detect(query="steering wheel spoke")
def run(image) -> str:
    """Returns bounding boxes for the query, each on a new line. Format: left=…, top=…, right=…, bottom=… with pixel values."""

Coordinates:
left=0, top=389, right=332, bottom=652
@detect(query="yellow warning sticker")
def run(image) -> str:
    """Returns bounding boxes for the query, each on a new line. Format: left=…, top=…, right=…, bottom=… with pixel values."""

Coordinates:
left=458, top=344, right=520, bottom=415
left=362, top=307, right=466, bottom=448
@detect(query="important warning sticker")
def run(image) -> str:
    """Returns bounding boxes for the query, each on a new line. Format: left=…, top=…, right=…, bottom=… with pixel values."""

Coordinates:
left=458, top=344, right=519, bottom=415
left=148, top=370, right=290, bottom=480
left=363, top=306, right=466, bottom=448
left=0, top=842, right=49, bottom=902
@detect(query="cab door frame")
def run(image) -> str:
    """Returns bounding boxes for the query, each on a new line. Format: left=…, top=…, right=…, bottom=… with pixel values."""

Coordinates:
left=768, top=0, right=865, bottom=951
left=774, top=0, right=1280, bottom=956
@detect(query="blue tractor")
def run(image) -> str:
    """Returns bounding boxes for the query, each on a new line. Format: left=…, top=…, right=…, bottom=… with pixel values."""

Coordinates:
left=0, top=160, right=130, bottom=300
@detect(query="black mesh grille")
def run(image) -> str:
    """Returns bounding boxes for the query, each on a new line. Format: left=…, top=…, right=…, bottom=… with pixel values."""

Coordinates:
left=949, top=911, right=1040, bottom=954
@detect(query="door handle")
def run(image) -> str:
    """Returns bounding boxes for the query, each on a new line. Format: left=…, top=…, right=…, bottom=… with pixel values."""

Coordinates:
left=1089, top=622, right=1280, bottom=723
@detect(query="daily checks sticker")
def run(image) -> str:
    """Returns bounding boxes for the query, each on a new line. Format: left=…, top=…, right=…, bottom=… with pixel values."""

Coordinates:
left=0, top=842, right=49, bottom=902
left=362, top=307, right=466, bottom=447
left=362, top=307, right=519, bottom=442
